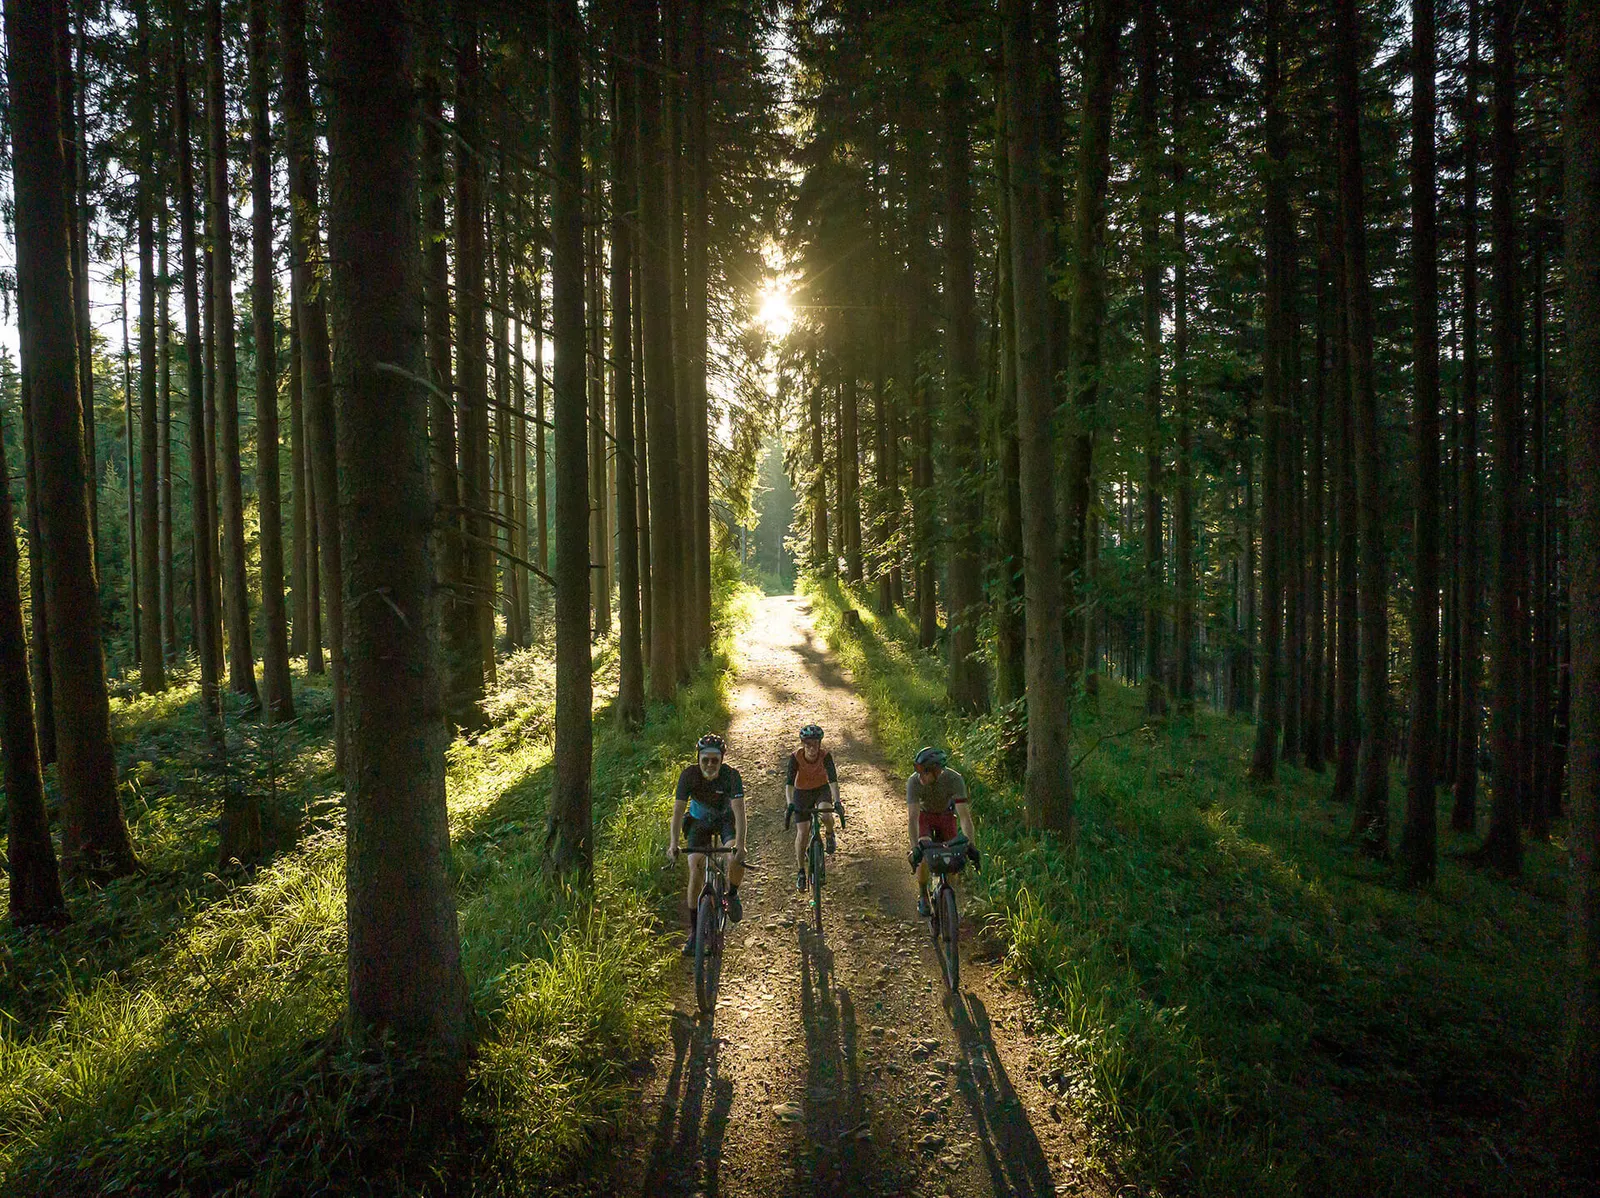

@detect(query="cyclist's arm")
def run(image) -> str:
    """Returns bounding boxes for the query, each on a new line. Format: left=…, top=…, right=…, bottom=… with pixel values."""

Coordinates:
left=731, top=794, right=747, bottom=856
left=826, top=754, right=840, bottom=806
left=956, top=800, right=976, bottom=843
left=906, top=777, right=920, bottom=851
left=670, top=797, right=686, bottom=854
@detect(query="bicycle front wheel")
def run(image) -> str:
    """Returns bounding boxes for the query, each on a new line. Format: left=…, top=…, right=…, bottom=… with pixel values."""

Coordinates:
left=694, top=892, right=720, bottom=1014
left=938, top=885, right=960, bottom=991
left=810, top=836, right=825, bottom=934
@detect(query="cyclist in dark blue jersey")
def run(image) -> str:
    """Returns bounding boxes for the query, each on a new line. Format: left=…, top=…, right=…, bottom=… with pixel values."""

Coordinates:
left=668, top=733, right=747, bottom=954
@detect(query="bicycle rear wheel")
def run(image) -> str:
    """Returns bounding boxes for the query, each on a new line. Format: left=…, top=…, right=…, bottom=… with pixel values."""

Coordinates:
left=694, top=892, right=720, bottom=1014
left=810, top=836, right=824, bottom=934
left=938, top=885, right=960, bottom=991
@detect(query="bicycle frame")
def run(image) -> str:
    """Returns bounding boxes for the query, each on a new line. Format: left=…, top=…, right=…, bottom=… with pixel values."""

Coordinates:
left=691, top=844, right=738, bottom=1016
left=787, top=801, right=845, bottom=935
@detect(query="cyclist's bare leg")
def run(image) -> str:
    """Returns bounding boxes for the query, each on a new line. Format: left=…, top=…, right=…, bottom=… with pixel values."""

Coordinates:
left=728, top=855, right=745, bottom=889
left=794, top=818, right=809, bottom=868
left=686, top=853, right=707, bottom=916
left=917, top=859, right=930, bottom=901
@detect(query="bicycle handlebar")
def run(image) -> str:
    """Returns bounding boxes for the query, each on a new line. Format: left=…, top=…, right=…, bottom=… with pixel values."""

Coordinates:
left=785, top=802, right=848, bottom=830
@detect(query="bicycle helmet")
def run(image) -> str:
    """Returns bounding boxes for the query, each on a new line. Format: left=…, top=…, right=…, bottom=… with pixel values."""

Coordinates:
left=799, top=723, right=824, bottom=742
left=695, top=733, right=727, bottom=755
left=913, top=746, right=947, bottom=769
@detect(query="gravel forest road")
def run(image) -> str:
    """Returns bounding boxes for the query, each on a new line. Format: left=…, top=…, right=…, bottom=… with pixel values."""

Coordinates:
left=616, top=594, right=1109, bottom=1198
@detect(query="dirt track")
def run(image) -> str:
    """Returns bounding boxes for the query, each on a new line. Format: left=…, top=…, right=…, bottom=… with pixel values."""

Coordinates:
left=617, top=595, right=1108, bottom=1198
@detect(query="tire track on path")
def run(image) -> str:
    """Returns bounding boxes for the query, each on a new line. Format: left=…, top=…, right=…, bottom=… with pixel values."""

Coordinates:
left=618, top=595, right=1107, bottom=1198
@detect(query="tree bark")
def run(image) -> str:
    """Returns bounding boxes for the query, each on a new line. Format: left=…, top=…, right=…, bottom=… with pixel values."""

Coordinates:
left=20, top=354, right=56, bottom=766
left=1138, top=0, right=1164, bottom=718
left=992, top=95, right=1025, bottom=708
left=1063, top=0, right=1122, bottom=688
left=810, top=381, right=830, bottom=571
left=1002, top=0, right=1074, bottom=838
left=206, top=0, right=260, bottom=708
left=250, top=0, right=293, bottom=722
left=1562, top=0, right=1600, bottom=1129
left=943, top=45, right=986, bottom=714
left=1173, top=80, right=1195, bottom=713
left=8, top=0, right=139, bottom=880
left=1, top=395, right=68, bottom=926
left=135, top=0, right=165, bottom=693
left=1400, top=0, right=1441, bottom=883
left=1335, top=0, right=1389, bottom=854
left=1304, top=225, right=1328, bottom=769
left=158, top=182, right=176, bottom=664
left=174, top=2, right=222, bottom=739
left=638, top=0, right=682, bottom=700
left=612, top=6, right=644, bottom=726
left=279, top=0, right=344, bottom=752
left=1332, top=171, right=1360, bottom=803
left=289, top=252, right=309, bottom=661
left=324, top=0, right=469, bottom=1085
left=549, top=0, right=594, bottom=873
left=687, top=0, right=713, bottom=653
left=1251, top=0, right=1288, bottom=779
left=1480, top=0, right=1522, bottom=873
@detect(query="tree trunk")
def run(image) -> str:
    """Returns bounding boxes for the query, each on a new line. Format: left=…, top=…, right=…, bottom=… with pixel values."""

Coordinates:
left=1, top=395, right=68, bottom=926
left=586, top=94, right=612, bottom=644
left=1251, top=0, right=1288, bottom=779
left=1561, top=0, right=1600, bottom=1127
left=1172, top=75, right=1195, bottom=713
left=324, top=0, right=469, bottom=1084
left=1002, top=0, right=1074, bottom=838
left=280, top=0, right=346, bottom=760
left=632, top=231, right=651, bottom=658
left=8, top=0, right=138, bottom=880
left=1332, top=193, right=1360, bottom=802
left=943, top=48, right=986, bottom=714
left=687, top=0, right=713, bottom=653
left=612, top=7, right=644, bottom=726
left=873, top=308, right=893, bottom=616
left=1062, top=0, right=1122, bottom=685
left=206, top=0, right=260, bottom=708
left=1401, top=0, right=1441, bottom=883
left=992, top=95, right=1025, bottom=708
left=1304, top=226, right=1328, bottom=769
left=122, top=256, right=140, bottom=673
left=1453, top=0, right=1483, bottom=831
left=810, top=382, right=830, bottom=571
left=1480, top=0, right=1522, bottom=873
left=1335, top=0, right=1389, bottom=853
left=1138, top=0, right=1164, bottom=717
left=454, top=11, right=494, bottom=696
left=638, top=1, right=681, bottom=698
left=549, top=0, right=594, bottom=872
left=289, top=252, right=309, bottom=660
left=72, top=7, right=95, bottom=562
left=20, top=357, right=56, bottom=766
left=174, top=2, right=222, bottom=739
left=158, top=186, right=176, bottom=664
left=494, top=187, right=519, bottom=648
left=250, top=0, right=293, bottom=722
left=134, top=0, right=165, bottom=693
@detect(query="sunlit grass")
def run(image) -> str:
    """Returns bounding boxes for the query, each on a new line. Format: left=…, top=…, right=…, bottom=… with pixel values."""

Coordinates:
left=804, top=574, right=1574, bottom=1198
left=0, top=559, right=757, bottom=1196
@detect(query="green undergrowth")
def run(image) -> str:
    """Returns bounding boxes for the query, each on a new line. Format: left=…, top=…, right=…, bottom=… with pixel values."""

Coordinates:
left=804, top=575, right=1574, bottom=1198
left=0, top=563, right=755, bottom=1197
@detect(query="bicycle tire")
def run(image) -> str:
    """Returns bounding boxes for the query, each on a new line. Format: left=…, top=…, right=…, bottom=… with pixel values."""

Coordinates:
left=810, top=835, right=824, bottom=934
left=694, top=891, right=719, bottom=1014
left=939, top=885, right=960, bottom=991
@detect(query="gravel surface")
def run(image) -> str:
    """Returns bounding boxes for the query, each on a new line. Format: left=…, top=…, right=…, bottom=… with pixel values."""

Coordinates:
left=615, top=595, right=1109, bottom=1198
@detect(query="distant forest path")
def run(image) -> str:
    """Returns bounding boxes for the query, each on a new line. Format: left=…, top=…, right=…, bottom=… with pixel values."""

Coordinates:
left=616, top=594, right=1108, bottom=1198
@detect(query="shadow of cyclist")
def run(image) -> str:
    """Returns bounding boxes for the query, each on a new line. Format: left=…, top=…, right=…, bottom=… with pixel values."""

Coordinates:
left=639, top=1010, right=736, bottom=1196
left=943, top=989, right=1057, bottom=1197
left=793, top=924, right=918, bottom=1197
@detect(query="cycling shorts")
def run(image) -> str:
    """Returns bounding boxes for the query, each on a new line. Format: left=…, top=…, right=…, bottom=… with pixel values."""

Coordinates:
left=682, top=809, right=735, bottom=850
left=918, top=810, right=958, bottom=843
left=791, top=785, right=829, bottom=822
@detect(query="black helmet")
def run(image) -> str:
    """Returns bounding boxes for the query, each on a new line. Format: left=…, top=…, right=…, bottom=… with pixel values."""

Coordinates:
left=914, top=746, right=947, bottom=768
left=696, top=733, right=727, bottom=755
left=799, top=724, right=824, bottom=742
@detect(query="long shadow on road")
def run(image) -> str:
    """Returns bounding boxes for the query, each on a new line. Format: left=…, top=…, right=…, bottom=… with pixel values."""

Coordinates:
left=944, top=989, right=1058, bottom=1198
left=640, top=1012, right=735, bottom=1197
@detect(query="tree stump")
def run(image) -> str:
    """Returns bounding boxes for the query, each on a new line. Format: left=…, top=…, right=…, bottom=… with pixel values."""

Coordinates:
left=218, top=792, right=264, bottom=870
left=842, top=608, right=861, bottom=630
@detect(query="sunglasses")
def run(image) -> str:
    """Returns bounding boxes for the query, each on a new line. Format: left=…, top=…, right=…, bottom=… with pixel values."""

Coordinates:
left=699, top=753, right=722, bottom=766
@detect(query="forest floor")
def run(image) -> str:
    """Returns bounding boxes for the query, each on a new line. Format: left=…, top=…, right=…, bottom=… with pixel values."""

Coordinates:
left=609, top=594, right=1111, bottom=1198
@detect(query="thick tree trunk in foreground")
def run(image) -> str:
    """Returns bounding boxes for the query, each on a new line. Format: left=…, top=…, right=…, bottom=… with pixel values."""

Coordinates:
left=1562, top=0, right=1600, bottom=1131
left=324, top=0, right=469, bottom=1080
left=1336, top=0, right=1389, bottom=854
left=8, top=0, right=138, bottom=880
left=175, top=4, right=221, bottom=739
left=280, top=0, right=344, bottom=756
left=549, top=0, right=594, bottom=873
left=638, top=0, right=682, bottom=700
left=612, top=10, right=644, bottom=727
left=1, top=397, right=68, bottom=926
left=1002, top=0, right=1074, bottom=838
left=251, top=0, right=293, bottom=723
left=1401, top=0, right=1441, bottom=884
left=206, top=0, right=259, bottom=708
left=1481, top=0, right=1523, bottom=874
left=943, top=52, right=987, bottom=714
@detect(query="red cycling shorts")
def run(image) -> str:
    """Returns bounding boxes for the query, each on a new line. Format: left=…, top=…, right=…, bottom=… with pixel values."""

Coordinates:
left=917, top=809, right=959, bottom=843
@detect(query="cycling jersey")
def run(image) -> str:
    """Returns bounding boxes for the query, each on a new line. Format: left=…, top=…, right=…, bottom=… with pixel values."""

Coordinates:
left=906, top=767, right=967, bottom=814
left=676, top=763, right=745, bottom=822
left=786, top=749, right=838, bottom=792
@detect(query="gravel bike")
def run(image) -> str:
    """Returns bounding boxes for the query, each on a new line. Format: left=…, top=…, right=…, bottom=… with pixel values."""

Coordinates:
left=911, top=835, right=980, bottom=991
left=786, top=800, right=847, bottom=934
left=691, top=844, right=739, bottom=1015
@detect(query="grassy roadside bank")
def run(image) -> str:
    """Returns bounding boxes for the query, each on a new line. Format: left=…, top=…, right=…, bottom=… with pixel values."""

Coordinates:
left=804, top=576, right=1574, bottom=1197
left=0, top=568, right=755, bottom=1197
